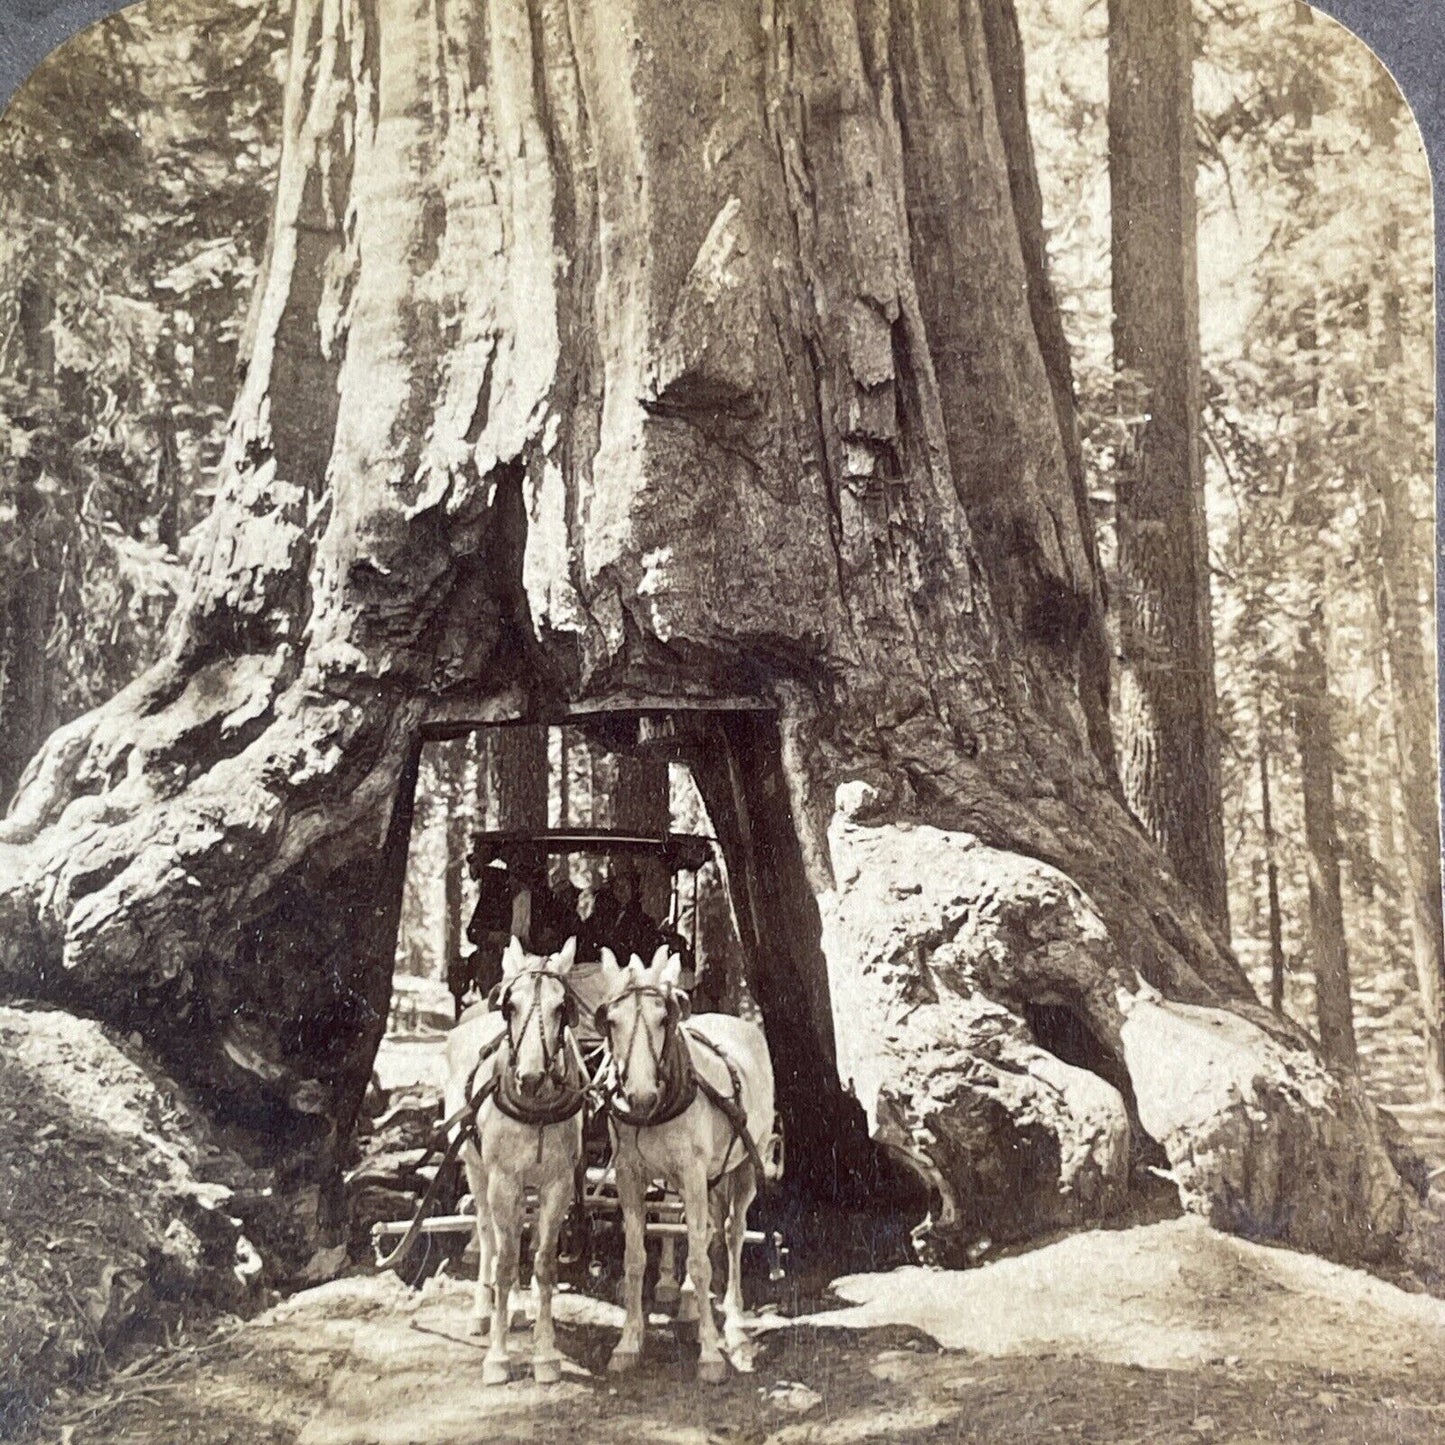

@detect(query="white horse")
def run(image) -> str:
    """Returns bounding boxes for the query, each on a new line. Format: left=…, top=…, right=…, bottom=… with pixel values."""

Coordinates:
left=595, top=945, right=777, bottom=1382
left=444, top=935, right=585, bottom=1386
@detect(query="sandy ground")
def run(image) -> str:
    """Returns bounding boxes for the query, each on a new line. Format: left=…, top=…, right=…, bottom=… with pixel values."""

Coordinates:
left=32, top=1218, right=1445, bottom=1444
left=768, top=1216, right=1445, bottom=1374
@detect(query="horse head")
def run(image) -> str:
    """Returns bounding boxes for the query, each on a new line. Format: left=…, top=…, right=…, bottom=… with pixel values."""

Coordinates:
left=597, top=943, right=690, bottom=1116
left=494, top=935, right=577, bottom=1096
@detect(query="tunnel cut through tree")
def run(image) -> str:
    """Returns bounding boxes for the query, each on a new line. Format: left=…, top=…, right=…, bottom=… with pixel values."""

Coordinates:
left=0, top=0, right=1424, bottom=1269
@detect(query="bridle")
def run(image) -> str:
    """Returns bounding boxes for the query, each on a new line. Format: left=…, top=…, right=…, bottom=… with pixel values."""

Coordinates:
left=595, top=984, right=697, bottom=1128
left=484, top=966, right=589, bottom=1128
left=495, top=967, right=577, bottom=1085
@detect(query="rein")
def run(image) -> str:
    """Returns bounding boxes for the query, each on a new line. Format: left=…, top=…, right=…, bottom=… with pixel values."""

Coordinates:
left=601, top=985, right=698, bottom=1128
left=492, top=967, right=589, bottom=1128
left=375, top=968, right=589, bottom=1271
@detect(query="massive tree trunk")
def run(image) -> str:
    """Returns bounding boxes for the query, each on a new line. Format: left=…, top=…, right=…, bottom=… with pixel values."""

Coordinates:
left=0, top=0, right=1420, bottom=1268
left=1107, top=0, right=1229, bottom=934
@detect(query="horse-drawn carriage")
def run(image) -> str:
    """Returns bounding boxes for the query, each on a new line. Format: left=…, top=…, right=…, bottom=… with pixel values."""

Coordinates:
left=371, top=826, right=784, bottom=1381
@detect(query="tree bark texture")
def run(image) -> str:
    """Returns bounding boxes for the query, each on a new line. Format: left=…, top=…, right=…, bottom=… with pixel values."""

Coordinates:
left=0, top=0, right=1418, bottom=1267
left=1107, top=0, right=1229, bottom=935
left=1292, top=605, right=1358, bottom=1071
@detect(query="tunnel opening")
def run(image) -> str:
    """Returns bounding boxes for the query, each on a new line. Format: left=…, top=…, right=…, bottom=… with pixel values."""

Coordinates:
left=361, top=702, right=922, bottom=1284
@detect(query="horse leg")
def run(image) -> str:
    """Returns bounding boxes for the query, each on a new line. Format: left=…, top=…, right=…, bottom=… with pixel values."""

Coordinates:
left=680, top=1164, right=725, bottom=1383
left=721, top=1166, right=757, bottom=1352
left=464, top=1152, right=493, bottom=1336
left=530, top=1166, right=570, bottom=1385
left=673, top=1204, right=705, bottom=1327
left=484, top=1170, right=524, bottom=1386
left=679, top=1185, right=725, bottom=1330
left=655, top=1233, right=680, bottom=1311
left=607, top=1154, right=647, bottom=1373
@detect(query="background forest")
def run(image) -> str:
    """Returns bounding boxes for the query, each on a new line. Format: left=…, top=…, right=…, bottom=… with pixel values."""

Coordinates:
left=0, top=0, right=1435, bottom=1104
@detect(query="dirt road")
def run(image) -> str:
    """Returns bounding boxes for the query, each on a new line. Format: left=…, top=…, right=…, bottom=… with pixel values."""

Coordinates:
left=35, top=1220, right=1445, bottom=1444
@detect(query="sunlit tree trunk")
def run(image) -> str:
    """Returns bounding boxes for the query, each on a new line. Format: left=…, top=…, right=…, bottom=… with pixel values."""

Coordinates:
left=1258, top=719, right=1287, bottom=1016
left=1107, top=0, right=1228, bottom=934
left=1292, top=604, right=1357, bottom=1070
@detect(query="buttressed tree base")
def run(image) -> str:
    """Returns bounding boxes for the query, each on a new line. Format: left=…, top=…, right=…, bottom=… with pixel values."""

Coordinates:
left=0, top=0, right=1423, bottom=1271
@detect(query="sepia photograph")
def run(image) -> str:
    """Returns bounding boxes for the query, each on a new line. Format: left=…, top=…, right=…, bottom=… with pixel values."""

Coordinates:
left=0, top=0, right=1442, bottom=1439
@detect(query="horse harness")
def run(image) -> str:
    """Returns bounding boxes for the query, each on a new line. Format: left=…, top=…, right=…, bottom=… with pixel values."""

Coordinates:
left=374, top=968, right=590, bottom=1270
left=376, top=978, right=765, bottom=1272
left=597, top=984, right=770, bottom=1191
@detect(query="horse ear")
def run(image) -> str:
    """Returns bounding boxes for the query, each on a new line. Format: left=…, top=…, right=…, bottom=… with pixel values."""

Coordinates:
left=600, top=948, right=624, bottom=991
left=650, top=942, right=671, bottom=972
left=658, top=952, right=683, bottom=990
left=502, top=935, right=527, bottom=977
left=554, top=936, right=577, bottom=974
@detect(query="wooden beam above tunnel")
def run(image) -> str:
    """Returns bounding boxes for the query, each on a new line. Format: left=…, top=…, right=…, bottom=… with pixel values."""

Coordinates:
left=420, top=689, right=775, bottom=741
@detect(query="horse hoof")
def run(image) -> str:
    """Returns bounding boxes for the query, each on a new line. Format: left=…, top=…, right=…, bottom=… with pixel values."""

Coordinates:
left=697, top=1356, right=728, bottom=1385
left=483, top=1356, right=511, bottom=1387
left=533, top=1357, right=562, bottom=1386
left=654, top=1281, right=680, bottom=1311
left=607, top=1348, right=640, bottom=1375
left=468, top=1315, right=489, bottom=1337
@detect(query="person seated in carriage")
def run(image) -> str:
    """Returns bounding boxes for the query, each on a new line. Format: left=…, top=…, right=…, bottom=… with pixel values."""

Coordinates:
left=457, top=848, right=579, bottom=1017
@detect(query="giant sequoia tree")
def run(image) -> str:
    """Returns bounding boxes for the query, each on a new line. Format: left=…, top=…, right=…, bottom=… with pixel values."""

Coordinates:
left=0, top=0, right=1421, bottom=1267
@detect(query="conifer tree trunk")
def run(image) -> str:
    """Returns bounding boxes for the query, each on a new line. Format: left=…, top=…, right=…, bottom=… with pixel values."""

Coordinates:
left=441, top=743, right=467, bottom=989
left=487, top=726, right=548, bottom=899
left=1292, top=605, right=1357, bottom=1070
left=0, top=278, right=58, bottom=810
left=1259, top=721, right=1287, bottom=1016
left=1108, top=0, right=1229, bottom=934
left=613, top=751, right=670, bottom=918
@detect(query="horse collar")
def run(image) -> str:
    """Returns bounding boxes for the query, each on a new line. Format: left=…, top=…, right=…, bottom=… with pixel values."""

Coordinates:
left=491, top=1038, right=588, bottom=1126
